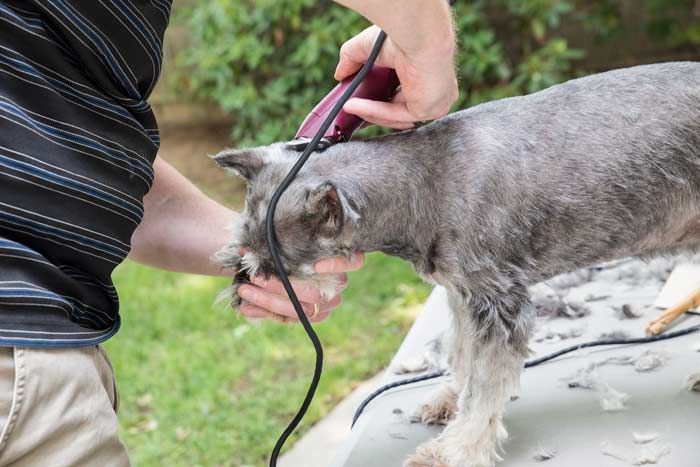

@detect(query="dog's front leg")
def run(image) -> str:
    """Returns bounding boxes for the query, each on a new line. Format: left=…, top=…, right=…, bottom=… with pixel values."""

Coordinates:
left=417, top=293, right=473, bottom=426
left=407, top=289, right=534, bottom=467
left=215, top=218, right=248, bottom=309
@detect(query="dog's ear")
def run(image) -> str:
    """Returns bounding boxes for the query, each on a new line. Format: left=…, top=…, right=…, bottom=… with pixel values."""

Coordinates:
left=305, top=182, right=356, bottom=237
left=212, top=148, right=265, bottom=180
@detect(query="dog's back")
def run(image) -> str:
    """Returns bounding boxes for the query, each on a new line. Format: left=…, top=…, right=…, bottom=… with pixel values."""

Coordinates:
left=433, top=62, right=700, bottom=281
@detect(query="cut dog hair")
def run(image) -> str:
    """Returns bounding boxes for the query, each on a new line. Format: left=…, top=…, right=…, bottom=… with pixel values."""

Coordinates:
left=214, top=62, right=700, bottom=467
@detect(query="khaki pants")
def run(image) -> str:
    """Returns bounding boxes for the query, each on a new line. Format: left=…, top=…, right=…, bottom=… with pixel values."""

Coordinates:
left=0, top=346, right=130, bottom=466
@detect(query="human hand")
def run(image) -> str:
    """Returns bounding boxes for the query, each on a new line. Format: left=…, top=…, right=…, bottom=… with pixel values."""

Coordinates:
left=237, top=253, right=365, bottom=323
left=334, top=24, right=458, bottom=130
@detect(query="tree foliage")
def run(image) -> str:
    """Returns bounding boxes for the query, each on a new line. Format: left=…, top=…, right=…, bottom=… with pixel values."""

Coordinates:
left=177, top=0, right=699, bottom=145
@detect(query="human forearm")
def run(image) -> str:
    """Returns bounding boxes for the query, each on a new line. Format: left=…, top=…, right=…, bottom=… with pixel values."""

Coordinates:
left=334, top=0, right=455, bottom=55
left=128, top=157, right=235, bottom=276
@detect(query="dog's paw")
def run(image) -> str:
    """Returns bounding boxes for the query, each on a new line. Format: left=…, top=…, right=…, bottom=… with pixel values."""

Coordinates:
left=216, top=269, right=249, bottom=310
left=424, top=417, right=505, bottom=467
left=214, top=246, right=250, bottom=310
left=404, top=441, right=451, bottom=467
left=229, top=268, right=250, bottom=309
left=406, top=438, right=499, bottom=467
left=417, top=385, right=458, bottom=426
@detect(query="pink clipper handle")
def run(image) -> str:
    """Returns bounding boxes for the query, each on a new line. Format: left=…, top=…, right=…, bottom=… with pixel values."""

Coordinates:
left=294, top=66, right=399, bottom=143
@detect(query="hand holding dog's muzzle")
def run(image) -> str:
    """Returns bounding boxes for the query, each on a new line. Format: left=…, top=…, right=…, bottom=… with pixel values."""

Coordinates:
left=237, top=253, right=364, bottom=323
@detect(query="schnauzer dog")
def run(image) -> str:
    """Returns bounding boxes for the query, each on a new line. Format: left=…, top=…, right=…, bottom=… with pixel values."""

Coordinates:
left=214, top=62, right=700, bottom=466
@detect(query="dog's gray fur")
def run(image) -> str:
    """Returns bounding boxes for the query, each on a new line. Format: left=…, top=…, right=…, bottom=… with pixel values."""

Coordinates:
left=214, top=62, right=700, bottom=466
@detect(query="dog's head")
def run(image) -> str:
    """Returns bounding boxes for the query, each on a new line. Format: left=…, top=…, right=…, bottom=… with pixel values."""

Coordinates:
left=213, top=143, right=360, bottom=279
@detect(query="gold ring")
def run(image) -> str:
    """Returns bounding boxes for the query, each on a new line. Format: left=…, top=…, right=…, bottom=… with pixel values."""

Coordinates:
left=311, top=303, right=320, bottom=318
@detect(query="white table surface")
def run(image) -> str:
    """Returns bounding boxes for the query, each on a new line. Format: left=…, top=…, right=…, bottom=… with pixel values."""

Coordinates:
left=332, top=260, right=700, bottom=467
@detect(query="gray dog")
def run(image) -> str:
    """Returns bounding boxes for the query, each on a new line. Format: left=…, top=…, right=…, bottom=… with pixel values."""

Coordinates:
left=214, top=62, right=700, bottom=467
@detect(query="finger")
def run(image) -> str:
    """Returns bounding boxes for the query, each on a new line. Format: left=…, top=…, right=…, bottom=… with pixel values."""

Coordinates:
left=315, top=252, right=365, bottom=273
left=241, top=296, right=339, bottom=324
left=363, top=118, right=415, bottom=130
left=334, top=26, right=395, bottom=80
left=240, top=303, right=294, bottom=324
left=308, top=295, right=341, bottom=323
left=318, top=294, right=342, bottom=314
left=241, top=296, right=336, bottom=324
left=334, top=55, right=363, bottom=82
left=334, top=27, right=378, bottom=80
left=382, top=91, right=418, bottom=128
left=249, top=275, right=323, bottom=304
left=310, top=310, right=331, bottom=323
left=343, top=98, right=419, bottom=125
left=359, top=118, right=412, bottom=130
left=392, top=89, right=407, bottom=103
left=238, top=284, right=316, bottom=319
left=356, top=106, right=415, bottom=129
left=336, top=273, right=349, bottom=291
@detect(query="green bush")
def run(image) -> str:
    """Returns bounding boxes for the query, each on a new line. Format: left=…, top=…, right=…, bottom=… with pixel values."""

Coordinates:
left=177, top=0, right=698, bottom=146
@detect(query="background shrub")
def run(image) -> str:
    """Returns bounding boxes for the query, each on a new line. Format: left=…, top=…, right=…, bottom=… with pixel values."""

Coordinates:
left=177, top=0, right=700, bottom=146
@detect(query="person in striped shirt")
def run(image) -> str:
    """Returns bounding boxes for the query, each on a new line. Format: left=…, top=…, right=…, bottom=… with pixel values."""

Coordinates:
left=0, top=0, right=456, bottom=464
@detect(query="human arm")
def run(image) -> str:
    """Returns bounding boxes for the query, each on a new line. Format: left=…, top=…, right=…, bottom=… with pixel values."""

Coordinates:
left=333, top=0, right=458, bottom=128
left=128, top=156, right=233, bottom=276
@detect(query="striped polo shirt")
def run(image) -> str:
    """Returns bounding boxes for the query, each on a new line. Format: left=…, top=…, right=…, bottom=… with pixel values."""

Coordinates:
left=0, top=0, right=171, bottom=346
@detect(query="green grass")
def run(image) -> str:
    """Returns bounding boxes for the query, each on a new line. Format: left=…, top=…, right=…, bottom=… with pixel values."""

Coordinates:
left=107, top=253, right=431, bottom=466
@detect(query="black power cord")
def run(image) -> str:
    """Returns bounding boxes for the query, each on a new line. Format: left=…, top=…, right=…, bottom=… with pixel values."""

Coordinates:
left=351, top=319, right=700, bottom=428
left=266, top=31, right=389, bottom=467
